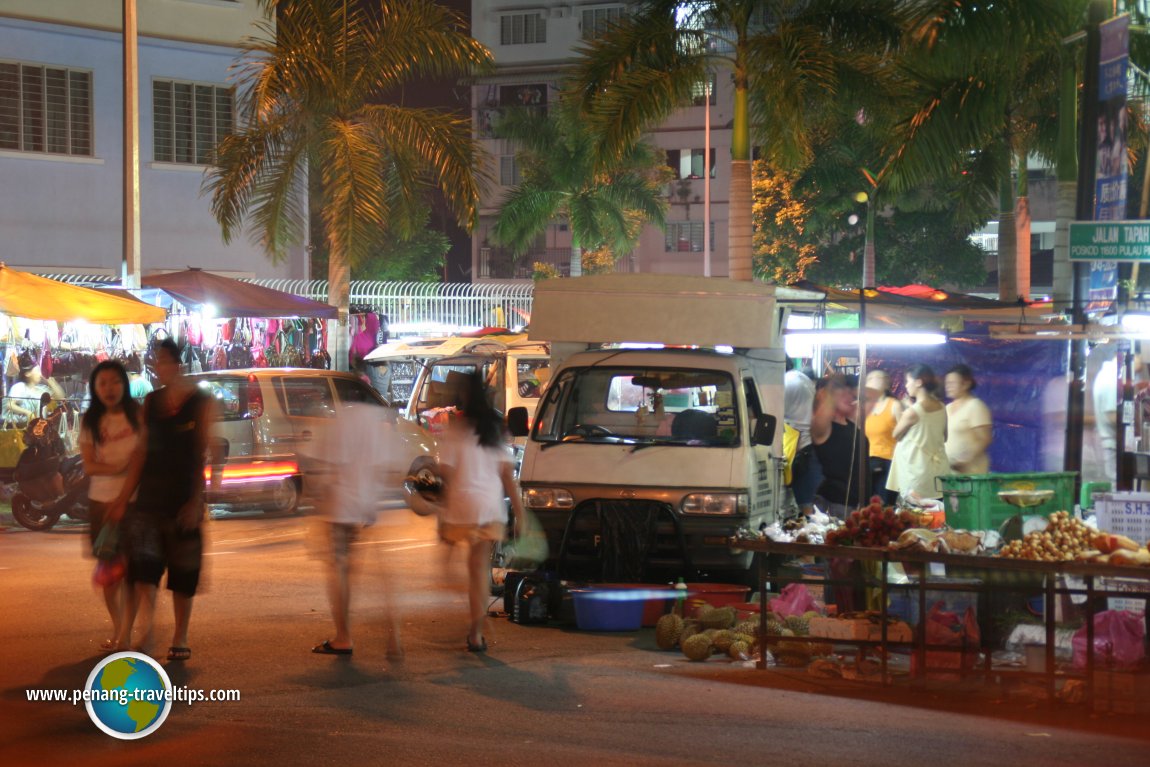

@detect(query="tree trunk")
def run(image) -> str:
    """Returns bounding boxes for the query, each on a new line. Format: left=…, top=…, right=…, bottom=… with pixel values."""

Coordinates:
left=327, top=247, right=350, bottom=372
left=1052, top=180, right=1077, bottom=308
left=728, top=69, right=752, bottom=281
left=570, top=245, right=583, bottom=278
left=862, top=198, right=876, bottom=288
left=997, top=154, right=1018, bottom=302
left=1015, top=151, right=1032, bottom=301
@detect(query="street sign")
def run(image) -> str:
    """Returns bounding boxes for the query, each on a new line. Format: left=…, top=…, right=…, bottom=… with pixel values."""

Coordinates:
left=1069, top=221, right=1150, bottom=262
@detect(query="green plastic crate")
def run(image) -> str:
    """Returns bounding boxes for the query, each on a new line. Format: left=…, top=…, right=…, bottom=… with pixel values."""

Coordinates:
left=935, top=472, right=1077, bottom=531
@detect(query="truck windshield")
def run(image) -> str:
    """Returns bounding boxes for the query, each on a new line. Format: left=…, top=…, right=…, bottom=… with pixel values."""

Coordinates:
left=533, top=366, right=738, bottom=446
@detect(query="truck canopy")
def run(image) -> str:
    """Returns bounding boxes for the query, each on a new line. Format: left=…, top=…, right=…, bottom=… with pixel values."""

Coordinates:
left=527, top=274, right=779, bottom=350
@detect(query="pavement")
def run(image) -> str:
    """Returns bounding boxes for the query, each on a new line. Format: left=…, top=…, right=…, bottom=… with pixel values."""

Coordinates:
left=1, top=508, right=1148, bottom=766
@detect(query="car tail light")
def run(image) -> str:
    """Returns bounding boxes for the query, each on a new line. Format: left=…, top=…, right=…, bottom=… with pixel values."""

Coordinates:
left=247, top=374, right=264, bottom=418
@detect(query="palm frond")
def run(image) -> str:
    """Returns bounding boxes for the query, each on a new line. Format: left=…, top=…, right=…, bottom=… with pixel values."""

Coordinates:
left=490, top=187, right=564, bottom=255
left=320, top=118, right=391, bottom=269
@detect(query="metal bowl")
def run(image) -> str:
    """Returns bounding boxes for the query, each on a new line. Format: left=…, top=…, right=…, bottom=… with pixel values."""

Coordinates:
left=997, top=489, right=1055, bottom=508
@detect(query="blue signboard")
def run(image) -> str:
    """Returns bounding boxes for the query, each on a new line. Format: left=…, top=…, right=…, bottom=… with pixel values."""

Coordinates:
left=1090, top=14, right=1131, bottom=310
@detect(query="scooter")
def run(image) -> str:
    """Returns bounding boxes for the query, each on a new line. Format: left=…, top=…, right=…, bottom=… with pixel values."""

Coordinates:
left=10, top=406, right=90, bottom=531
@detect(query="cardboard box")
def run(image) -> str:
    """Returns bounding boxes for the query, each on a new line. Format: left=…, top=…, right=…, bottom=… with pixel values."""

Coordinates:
left=808, top=615, right=912, bottom=643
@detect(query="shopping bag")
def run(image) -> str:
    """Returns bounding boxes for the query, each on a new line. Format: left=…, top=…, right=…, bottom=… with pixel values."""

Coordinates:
left=0, top=427, right=24, bottom=468
left=92, top=523, right=120, bottom=560
left=92, top=557, right=126, bottom=587
left=499, top=510, right=549, bottom=569
left=916, top=601, right=980, bottom=671
left=1072, top=610, right=1146, bottom=669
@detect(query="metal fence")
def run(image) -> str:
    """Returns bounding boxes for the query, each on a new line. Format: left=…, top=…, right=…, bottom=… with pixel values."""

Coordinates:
left=40, top=274, right=536, bottom=336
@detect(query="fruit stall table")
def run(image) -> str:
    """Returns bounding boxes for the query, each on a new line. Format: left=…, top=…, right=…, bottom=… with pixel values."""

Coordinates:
left=732, top=537, right=1150, bottom=701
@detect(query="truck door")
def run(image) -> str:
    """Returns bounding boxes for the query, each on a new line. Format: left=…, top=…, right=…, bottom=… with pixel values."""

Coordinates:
left=744, top=376, right=778, bottom=525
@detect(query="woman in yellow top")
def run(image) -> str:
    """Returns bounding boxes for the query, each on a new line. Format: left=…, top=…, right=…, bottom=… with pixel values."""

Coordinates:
left=887, top=364, right=949, bottom=501
left=864, top=370, right=902, bottom=504
left=944, top=364, right=993, bottom=474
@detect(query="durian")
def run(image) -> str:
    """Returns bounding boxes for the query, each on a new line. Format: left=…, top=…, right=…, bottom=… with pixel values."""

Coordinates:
left=681, top=632, right=713, bottom=661
left=699, top=606, right=736, bottom=630
left=764, top=619, right=785, bottom=636
left=734, top=620, right=759, bottom=638
left=728, top=640, right=752, bottom=661
left=784, top=615, right=810, bottom=636
left=655, top=613, right=684, bottom=650
left=711, top=630, right=735, bottom=653
left=678, top=620, right=702, bottom=645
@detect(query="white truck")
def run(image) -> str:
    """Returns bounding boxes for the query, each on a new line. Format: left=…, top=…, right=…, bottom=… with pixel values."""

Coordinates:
left=507, top=274, right=786, bottom=584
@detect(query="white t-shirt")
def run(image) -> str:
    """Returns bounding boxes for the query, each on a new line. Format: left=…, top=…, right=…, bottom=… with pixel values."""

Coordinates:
left=4, top=381, right=49, bottom=426
left=945, top=396, right=993, bottom=474
left=80, top=411, right=140, bottom=502
left=317, top=402, right=405, bottom=526
left=438, top=420, right=513, bottom=527
left=784, top=370, right=815, bottom=451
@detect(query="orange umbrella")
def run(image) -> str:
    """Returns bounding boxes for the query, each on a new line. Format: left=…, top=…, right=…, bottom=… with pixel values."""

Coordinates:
left=0, top=263, right=165, bottom=324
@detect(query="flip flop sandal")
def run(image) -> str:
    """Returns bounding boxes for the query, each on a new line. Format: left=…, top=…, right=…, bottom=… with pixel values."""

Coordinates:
left=312, top=640, right=352, bottom=656
left=167, top=647, right=192, bottom=661
left=466, top=637, right=487, bottom=653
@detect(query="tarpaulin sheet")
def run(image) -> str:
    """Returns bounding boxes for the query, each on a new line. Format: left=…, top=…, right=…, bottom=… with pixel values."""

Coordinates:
left=868, top=324, right=1068, bottom=474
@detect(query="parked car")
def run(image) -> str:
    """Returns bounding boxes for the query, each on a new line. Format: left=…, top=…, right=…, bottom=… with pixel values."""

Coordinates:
left=190, top=368, right=431, bottom=514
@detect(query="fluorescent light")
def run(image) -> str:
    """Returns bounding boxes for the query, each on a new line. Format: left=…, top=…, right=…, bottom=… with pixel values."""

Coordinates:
left=1121, top=313, right=1150, bottom=335
left=784, top=330, right=947, bottom=346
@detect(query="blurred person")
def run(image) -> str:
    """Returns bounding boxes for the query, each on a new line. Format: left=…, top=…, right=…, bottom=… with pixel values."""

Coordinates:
left=438, top=372, right=526, bottom=653
left=810, top=374, right=869, bottom=519
left=944, top=364, right=993, bottom=474
left=311, top=401, right=406, bottom=657
left=784, top=367, right=821, bottom=515
left=887, top=364, right=948, bottom=501
left=124, top=352, right=154, bottom=403
left=79, top=360, right=142, bottom=652
left=112, top=339, right=219, bottom=661
left=4, top=360, right=65, bottom=427
left=863, top=369, right=902, bottom=505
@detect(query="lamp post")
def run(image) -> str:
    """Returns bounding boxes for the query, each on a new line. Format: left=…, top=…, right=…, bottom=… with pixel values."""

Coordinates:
left=703, top=72, right=712, bottom=277
left=122, top=0, right=140, bottom=289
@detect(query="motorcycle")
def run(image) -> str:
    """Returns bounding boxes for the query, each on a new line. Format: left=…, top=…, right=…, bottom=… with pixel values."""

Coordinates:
left=10, top=404, right=90, bottom=531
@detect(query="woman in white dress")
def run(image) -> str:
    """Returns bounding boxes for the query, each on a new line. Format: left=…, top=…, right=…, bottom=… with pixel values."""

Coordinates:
left=886, top=364, right=948, bottom=501
left=944, top=364, right=993, bottom=474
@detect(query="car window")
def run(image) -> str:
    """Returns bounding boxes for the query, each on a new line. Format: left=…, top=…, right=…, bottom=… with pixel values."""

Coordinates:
left=332, top=377, right=383, bottom=406
left=196, top=377, right=249, bottom=421
left=516, top=359, right=549, bottom=399
left=276, top=377, right=336, bottom=418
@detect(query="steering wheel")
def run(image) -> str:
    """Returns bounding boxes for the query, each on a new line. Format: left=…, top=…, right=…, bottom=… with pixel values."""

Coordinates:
left=561, top=424, right=614, bottom=441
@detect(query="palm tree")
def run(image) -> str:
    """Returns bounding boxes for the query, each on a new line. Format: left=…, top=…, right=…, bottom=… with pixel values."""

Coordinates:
left=205, top=0, right=491, bottom=367
left=567, top=0, right=903, bottom=282
left=489, top=98, right=670, bottom=277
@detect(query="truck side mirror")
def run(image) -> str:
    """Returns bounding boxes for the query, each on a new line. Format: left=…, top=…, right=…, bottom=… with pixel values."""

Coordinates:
left=507, top=406, right=530, bottom=437
left=751, top=414, right=776, bottom=446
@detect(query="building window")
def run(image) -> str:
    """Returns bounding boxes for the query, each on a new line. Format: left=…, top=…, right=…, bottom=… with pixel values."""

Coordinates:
left=582, top=6, right=624, bottom=40
left=153, top=79, right=234, bottom=164
left=500, top=13, right=547, bottom=45
left=666, top=148, right=716, bottom=179
left=691, top=74, right=717, bottom=106
left=0, top=61, right=92, bottom=156
left=665, top=222, right=714, bottom=253
left=500, top=155, right=520, bottom=186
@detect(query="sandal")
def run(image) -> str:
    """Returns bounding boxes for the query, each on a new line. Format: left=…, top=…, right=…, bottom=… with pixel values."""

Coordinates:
left=312, top=640, right=353, bottom=656
left=167, top=646, right=192, bottom=662
left=466, top=637, right=487, bottom=653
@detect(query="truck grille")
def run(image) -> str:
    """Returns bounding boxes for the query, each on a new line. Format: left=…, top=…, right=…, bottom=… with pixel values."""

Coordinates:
left=557, top=500, right=693, bottom=582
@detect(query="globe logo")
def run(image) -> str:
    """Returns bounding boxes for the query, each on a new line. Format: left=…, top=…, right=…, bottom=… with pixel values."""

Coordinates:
left=84, top=652, right=173, bottom=739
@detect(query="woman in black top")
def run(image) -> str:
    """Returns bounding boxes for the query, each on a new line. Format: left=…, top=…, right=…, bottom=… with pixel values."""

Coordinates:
left=810, top=375, right=870, bottom=516
left=111, top=339, right=218, bottom=661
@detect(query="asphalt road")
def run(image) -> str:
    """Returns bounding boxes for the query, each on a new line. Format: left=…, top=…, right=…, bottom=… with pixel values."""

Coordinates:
left=1, top=507, right=1147, bottom=767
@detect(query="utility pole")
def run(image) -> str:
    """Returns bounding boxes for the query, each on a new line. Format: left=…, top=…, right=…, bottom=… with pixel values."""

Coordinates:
left=122, top=0, right=141, bottom=289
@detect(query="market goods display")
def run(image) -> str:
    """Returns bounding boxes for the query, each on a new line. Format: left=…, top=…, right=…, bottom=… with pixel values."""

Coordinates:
left=997, top=511, right=1150, bottom=565
left=824, top=498, right=914, bottom=547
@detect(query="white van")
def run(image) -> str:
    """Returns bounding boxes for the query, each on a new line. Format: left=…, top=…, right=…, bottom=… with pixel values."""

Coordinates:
left=508, top=275, right=785, bottom=584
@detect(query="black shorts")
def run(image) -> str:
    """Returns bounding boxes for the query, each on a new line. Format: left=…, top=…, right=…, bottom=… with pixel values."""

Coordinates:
left=124, top=511, right=203, bottom=596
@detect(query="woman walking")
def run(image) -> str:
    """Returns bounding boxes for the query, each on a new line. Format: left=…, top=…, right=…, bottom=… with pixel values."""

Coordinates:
left=863, top=369, right=902, bottom=505
left=886, top=364, right=948, bottom=501
left=944, top=364, right=993, bottom=474
left=438, top=372, right=526, bottom=653
left=79, top=361, right=141, bottom=652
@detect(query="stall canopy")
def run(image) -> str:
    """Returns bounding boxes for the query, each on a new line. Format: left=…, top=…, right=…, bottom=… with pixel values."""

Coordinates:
left=785, top=280, right=1049, bottom=326
left=141, top=268, right=338, bottom=319
left=0, top=264, right=165, bottom=324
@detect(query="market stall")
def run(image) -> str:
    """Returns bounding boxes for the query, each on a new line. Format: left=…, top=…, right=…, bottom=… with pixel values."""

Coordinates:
left=0, top=264, right=166, bottom=476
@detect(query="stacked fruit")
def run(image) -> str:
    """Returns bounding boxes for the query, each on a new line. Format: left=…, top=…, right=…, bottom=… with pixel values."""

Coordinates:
left=824, top=498, right=914, bottom=547
left=998, top=510, right=1095, bottom=562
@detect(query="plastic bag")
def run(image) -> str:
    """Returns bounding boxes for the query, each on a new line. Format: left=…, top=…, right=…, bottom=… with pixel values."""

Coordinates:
left=917, top=601, right=981, bottom=671
left=92, top=557, right=125, bottom=587
left=92, top=523, right=120, bottom=561
left=1072, top=610, right=1146, bottom=669
left=769, top=583, right=816, bottom=618
left=499, top=510, right=549, bottom=569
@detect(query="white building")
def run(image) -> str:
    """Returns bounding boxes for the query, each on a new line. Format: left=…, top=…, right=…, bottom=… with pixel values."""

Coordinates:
left=0, top=0, right=306, bottom=281
left=470, top=1, right=732, bottom=280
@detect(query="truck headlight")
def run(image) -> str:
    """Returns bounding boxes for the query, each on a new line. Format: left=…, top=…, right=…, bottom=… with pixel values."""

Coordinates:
left=525, top=487, right=574, bottom=510
left=680, top=493, right=747, bottom=515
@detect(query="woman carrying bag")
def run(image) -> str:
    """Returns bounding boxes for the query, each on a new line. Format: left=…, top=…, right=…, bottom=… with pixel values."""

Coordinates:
left=79, top=361, right=141, bottom=652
